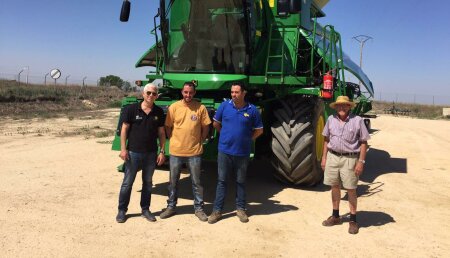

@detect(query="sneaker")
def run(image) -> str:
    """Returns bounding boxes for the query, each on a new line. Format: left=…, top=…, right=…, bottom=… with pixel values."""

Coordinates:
left=322, top=216, right=342, bottom=226
left=236, top=209, right=249, bottom=223
left=116, top=210, right=126, bottom=223
left=160, top=207, right=176, bottom=219
left=348, top=221, right=359, bottom=234
left=141, top=210, right=157, bottom=222
left=207, top=211, right=222, bottom=224
left=195, top=210, right=208, bottom=222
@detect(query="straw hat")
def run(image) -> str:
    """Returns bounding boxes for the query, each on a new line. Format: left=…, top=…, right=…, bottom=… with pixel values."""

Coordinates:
left=330, top=96, right=356, bottom=109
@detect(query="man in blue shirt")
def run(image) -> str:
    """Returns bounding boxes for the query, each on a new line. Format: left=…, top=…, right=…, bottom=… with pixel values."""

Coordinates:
left=208, top=82, right=263, bottom=224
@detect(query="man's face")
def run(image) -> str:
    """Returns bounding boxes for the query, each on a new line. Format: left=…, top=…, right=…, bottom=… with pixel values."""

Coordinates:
left=142, top=87, right=158, bottom=102
left=231, top=85, right=245, bottom=103
left=335, top=104, right=351, bottom=116
left=181, top=85, right=196, bottom=103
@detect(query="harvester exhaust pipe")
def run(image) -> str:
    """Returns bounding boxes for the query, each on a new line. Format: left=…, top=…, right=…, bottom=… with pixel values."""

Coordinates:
left=120, top=0, right=131, bottom=22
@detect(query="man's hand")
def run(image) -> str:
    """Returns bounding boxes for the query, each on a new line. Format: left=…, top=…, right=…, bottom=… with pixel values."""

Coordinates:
left=321, top=157, right=326, bottom=171
left=354, top=162, right=364, bottom=176
left=156, top=153, right=166, bottom=166
left=119, top=150, right=129, bottom=161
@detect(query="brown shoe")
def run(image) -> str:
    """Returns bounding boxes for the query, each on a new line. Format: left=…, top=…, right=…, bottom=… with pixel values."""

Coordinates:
left=160, top=207, right=176, bottom=219
left=322, top=216, right=342, bottom=226
left=236, top=209, right=249, bottom=223
left=208, top=211, right=222, bottom=224
left=348, top=221, right=359, bottom=234
left=195, top=210, right=208, bottom=222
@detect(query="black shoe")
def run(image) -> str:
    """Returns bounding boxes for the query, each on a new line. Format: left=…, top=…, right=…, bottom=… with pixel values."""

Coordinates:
left=142, top=210, right=157, bottom=222
left=116, top=210, right=126, bottom=223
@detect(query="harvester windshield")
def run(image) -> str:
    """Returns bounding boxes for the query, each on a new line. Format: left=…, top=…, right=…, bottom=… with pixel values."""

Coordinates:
left=164, top=0, right=248, bottom=74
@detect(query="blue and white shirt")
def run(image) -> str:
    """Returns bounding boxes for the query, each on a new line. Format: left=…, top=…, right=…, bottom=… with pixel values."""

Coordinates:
left=213, top=100, right=263, bottom=156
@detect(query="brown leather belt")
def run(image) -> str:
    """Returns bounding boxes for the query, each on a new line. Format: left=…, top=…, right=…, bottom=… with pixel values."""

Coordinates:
left=329, top=149, right=359, bottom=157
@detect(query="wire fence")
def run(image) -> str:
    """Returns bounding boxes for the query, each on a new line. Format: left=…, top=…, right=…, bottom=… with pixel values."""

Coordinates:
left=0, top=72, right=101, bottom=86
left=0, top=72, right=133, bottom=88
left=372, top=91, right=450, bottom=106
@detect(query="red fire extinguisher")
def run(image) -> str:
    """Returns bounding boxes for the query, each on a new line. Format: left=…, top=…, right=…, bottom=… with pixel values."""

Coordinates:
left=322, top=73, right=333, bottom=99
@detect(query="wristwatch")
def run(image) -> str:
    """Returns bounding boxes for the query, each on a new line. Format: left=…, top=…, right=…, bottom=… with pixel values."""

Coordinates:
left=159, top=149, right=165, bottom=154
left=358, top=159, right=365, bottom=164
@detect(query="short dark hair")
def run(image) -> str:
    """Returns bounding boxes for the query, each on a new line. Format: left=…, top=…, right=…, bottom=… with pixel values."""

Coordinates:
left=183, top=81, right=196, bottom=90
left=231, top=81, right=246, bottom=92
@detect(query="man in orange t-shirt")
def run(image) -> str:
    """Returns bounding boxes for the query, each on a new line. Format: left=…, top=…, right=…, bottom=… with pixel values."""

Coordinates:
left=160, top=81, right=211, bottom=221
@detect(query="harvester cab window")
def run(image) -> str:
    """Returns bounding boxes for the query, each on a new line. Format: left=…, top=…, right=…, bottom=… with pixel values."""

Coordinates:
left=166, top=0, right=249, bottom=74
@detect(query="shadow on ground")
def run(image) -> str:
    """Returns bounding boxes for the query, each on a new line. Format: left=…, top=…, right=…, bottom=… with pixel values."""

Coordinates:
left=129, top=132, right=407, bottom=222
left=361, top=147, right=407, bottom=183
left=341, top=210, right=396, bottom=228
left=341, top=147, right=407, bottom=199
left=151, top=159, right=299, bottom=217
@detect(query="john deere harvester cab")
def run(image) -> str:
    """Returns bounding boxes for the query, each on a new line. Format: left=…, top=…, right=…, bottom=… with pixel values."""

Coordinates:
left=114, top=0, right=374, bottom=186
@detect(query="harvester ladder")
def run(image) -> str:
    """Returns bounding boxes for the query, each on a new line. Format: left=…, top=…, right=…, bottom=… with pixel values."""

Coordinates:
left=265, top=23, right=286, bottom=83
left=322, top=25, right=346, bottom=96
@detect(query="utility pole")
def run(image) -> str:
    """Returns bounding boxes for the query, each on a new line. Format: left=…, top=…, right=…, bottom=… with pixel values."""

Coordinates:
left=24, top=66, right=29, bottom=85
left=44, top=72, right=50, bottom=85
left=83, top=76, right=87, bottom=87
left=17, top=68, right=25, bottom=86
left=65, top=75, right=71, bottom=86
left=352, top=35, right=373, bottom=69
left=81, top=76, right=88, bottom=95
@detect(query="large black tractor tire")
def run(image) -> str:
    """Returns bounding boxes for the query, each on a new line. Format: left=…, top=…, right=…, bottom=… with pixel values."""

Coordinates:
left=270, top=96, right=325, bottom=186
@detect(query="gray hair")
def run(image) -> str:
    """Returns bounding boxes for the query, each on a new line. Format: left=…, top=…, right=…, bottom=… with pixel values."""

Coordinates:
left=143, top=83, right=158, bottom=93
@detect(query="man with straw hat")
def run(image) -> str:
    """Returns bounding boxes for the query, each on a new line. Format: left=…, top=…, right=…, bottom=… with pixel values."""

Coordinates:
left=321, top=96, right=370, bottom=234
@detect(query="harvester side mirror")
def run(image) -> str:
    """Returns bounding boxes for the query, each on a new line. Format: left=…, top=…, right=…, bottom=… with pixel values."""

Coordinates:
left=120, top=0, right=131, bottom=22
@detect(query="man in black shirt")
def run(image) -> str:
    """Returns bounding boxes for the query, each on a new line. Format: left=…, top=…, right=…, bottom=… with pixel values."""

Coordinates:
left=116, top=83, right=166, bottom=223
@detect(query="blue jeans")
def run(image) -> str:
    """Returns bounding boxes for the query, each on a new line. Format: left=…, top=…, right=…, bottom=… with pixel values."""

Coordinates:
left=118, top=151, right=156, bottom=212
left=167, top=155, right=204, bottom=211
left=212, top=151, right=250, bottom=211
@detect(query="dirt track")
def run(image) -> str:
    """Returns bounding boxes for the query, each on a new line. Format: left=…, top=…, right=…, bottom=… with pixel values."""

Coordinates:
left=1, top=110, right=449, bottom=257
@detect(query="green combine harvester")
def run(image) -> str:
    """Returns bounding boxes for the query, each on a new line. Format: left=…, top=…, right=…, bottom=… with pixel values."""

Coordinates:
left=112, top=0, right=374, bottom=186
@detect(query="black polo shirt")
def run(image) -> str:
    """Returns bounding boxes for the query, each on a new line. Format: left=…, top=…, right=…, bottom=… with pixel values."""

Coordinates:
left=121, top=102, right=164, bottom=153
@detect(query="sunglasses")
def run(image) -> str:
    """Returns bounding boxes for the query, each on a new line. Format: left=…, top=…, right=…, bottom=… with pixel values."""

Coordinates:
left=145, top=91, right=158, bottom=96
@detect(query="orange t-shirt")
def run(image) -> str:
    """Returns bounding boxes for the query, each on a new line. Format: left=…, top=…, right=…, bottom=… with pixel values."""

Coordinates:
left=165, top=100, right=211, bottom=156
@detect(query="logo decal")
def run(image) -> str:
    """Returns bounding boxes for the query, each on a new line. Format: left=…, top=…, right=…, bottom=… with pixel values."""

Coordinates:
left=191, top=114, right=198, bottom=121
left=136, top=115, right=143, bottom=120
left=154, top=116, right=158, bottom=121
left=243, top=113, right=250, bottom=117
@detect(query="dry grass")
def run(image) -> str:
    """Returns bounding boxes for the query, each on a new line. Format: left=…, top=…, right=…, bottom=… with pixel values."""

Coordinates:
left=0, top=79, right=135, bottom=118
left=372, top=101, right=449, bottom=119
left=2, top=80, right=448, bottom=120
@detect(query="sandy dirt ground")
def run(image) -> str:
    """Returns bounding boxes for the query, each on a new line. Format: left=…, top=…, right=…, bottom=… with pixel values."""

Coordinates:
left=1, top=109, right=449, bottom=257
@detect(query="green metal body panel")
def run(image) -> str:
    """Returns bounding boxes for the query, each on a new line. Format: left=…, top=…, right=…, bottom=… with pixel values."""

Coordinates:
left=163, top=73, right=247, bottom=90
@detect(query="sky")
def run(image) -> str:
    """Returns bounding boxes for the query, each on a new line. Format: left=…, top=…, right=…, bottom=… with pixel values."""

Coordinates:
left=1, top=0, right=450, bottom=104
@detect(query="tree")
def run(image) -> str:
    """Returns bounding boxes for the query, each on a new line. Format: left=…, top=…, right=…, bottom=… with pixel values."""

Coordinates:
left=121, top=81, right=132, bottom=91
left=99, top=75, right=123, bottom=87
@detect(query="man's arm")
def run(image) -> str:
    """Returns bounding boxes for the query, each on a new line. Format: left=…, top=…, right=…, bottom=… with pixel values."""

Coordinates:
left=164, top=105, right=174, bottom=138
left=354, top=141, right=368, bottom=176
left=213, top=121, right=222, bottom=133
left=165, top=126, right=173, bottom=139
left=201, top=125, right=210, bottom=142
left=321, top=137, right=329, bottom=171
left=251, top=128, right=263, bottom=140
left=156, top=126, right=166, bottom=166
left=119, top=122, right=130, bottom=160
